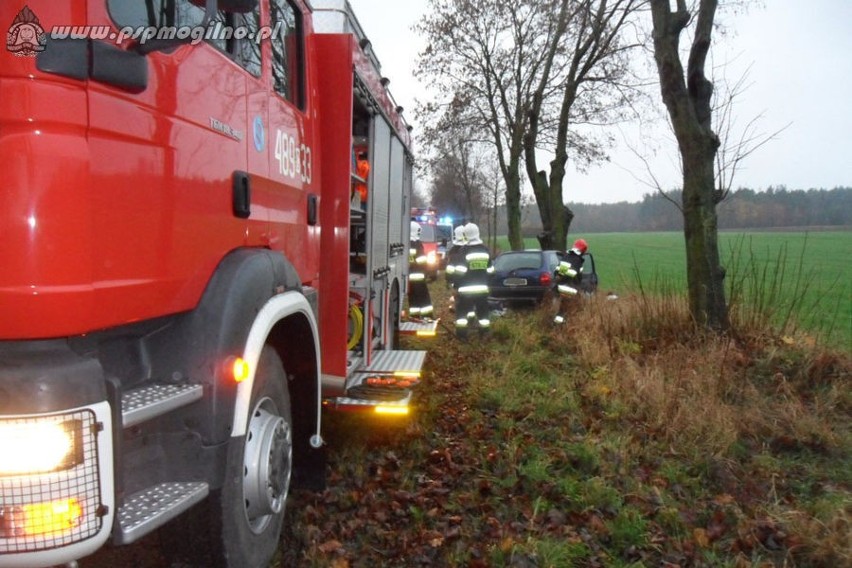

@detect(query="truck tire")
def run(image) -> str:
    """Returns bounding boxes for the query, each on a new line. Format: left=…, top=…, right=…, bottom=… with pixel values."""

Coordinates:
left=218, top=345, right=292, bottom=567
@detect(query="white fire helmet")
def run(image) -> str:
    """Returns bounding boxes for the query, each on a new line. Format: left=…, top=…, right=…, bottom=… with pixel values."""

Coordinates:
left=453, top=225, right=465, bottom=245
left=463, top=222, right=482, bottom=245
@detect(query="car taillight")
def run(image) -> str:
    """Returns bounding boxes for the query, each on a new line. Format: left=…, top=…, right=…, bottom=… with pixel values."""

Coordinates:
left=539, top=272, right=552, bottom=286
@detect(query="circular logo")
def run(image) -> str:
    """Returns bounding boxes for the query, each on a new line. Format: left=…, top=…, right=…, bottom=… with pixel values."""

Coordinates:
left=7, top=7, right=46, bottom=57
left=253, top=116, right=265, bottom=152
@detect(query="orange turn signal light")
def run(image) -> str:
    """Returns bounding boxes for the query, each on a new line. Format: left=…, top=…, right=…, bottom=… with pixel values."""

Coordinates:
left=231, top=357, right=251, bottom=383
left=0, top=499, right=83, bottom=537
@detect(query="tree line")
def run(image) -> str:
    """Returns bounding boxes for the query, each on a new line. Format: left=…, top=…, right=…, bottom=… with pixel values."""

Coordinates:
left=478, top=186, right=852, bottom=236
left=567, top=186, right=852, bottom=233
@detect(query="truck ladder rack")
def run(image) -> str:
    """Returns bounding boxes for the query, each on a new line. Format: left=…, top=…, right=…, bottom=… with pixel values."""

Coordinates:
left=114, top=481, right=209, bottom=545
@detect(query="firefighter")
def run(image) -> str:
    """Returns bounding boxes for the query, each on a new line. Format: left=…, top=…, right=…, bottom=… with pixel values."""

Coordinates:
left=454, top=222, right=493, bottom=338
left=443, top=225, right=466, bottom=312
left=553, top=238, right=588, bottom=325
left=355, top=151, right=370, bottom=209
left=444, top=225, right=467, bottom=289
left=408, top=221, right=434, bottom=319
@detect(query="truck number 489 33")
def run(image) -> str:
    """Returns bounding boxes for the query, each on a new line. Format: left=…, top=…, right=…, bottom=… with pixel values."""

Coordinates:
left=275, top=129, right=312, bottom=185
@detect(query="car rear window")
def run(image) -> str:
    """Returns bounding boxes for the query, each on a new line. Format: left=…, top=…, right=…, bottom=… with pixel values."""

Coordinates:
left=546, top=252, right=563, bottom=271
left=494, top=252, right=542, bottom=272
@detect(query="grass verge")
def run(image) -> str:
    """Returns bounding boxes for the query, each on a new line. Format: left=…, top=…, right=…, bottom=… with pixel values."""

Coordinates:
left=278, top=280, right=849, bottom=567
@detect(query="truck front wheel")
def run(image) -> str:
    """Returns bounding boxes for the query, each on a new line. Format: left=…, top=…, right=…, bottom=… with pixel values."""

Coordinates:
left=217, top=345, right=293, bottom=567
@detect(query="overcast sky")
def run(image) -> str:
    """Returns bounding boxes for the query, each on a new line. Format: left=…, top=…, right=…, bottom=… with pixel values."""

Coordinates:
left=347, top=0, right=852, bottom=204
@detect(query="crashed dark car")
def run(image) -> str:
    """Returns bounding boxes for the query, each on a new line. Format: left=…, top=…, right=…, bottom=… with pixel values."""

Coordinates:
left=488, top=250, right=562, bottom=305
left=488, top=249, right=598, bottom=306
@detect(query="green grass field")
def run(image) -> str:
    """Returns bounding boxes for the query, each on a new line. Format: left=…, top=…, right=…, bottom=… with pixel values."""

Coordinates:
left=497, top=231, right=851, bottom=349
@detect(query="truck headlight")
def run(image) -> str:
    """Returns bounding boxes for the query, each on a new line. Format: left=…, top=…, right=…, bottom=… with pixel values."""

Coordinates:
left=0, top=406, right=113, bottom=555
left=427, top=251, right=437, bottom=265
left=0, top=420, right=81, bottom=476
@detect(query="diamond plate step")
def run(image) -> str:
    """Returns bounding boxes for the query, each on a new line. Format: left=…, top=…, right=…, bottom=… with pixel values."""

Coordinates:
left=122, top=384, right=203, bottom=428
left=354, top=350, right=427, bottom=377
left=114, top=481, right=209, bottom=545
left=400, top=319, right=439, bottom=337
left=325, top=350, right=427, bottom=411
left=326, top=390, right=413, bottom=410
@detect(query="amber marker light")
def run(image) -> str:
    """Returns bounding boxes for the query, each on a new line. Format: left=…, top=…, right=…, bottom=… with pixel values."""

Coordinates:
left=393, top=371, right=420, bottom=379
left=26, top=499, right=82, bottom=535
left=230, top=357, right=251, bottom=383
left=375, top=405, right=409, bottom=416
left=416, top=330, right=436, bottom=337
left=0, top=499, right=83, bottom=538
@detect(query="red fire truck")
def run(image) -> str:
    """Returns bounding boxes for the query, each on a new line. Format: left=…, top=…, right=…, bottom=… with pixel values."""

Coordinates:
left=0, top=1, right=428, bottom=566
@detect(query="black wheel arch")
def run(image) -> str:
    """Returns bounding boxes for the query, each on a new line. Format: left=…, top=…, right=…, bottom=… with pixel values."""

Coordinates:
left=146, top=248, right=314, bottom=446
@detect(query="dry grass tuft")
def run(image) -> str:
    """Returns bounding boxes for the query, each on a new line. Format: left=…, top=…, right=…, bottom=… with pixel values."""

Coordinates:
left=548, top=290, right=850, bottom=562
left=777, top=506, right=851, bottom=566
left=560, top=293, right=850, bottom=459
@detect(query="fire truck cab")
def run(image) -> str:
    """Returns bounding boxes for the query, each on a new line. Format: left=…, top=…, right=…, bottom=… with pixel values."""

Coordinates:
left=0, top=0, right=424, bottom=566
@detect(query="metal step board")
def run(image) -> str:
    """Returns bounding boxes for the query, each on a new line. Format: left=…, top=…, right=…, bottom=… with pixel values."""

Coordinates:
left=114, top=481, right=209, bottom=545
left=324, top=350, right=427, bottom=412
left=327, top=370, right=413, bottom=411
left=354, top=349, right=427, bottom=377
left=400, top=318, right=439, bottom=337
left=328, top=389, right=413, bottom=411
left=122, top=383, right=204, bottom=428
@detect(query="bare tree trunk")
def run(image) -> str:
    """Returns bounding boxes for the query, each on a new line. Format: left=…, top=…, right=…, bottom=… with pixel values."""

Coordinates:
left=651, top=0, right=729, bottom=331
left=490, top=172, right=500, bottom=251
left=523, top=0, right=637, bottom=253
left=683, top=145, right=728, bottom=329
left=505, top=158, right=524, bottom=250
left=548, top=152, right=573, bottom=251
left=532, top=152, right=574, bottom=252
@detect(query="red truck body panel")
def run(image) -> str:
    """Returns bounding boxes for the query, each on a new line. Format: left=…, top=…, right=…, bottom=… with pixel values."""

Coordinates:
left=0, top=0, right=326, bottom=339
left=315, top=33, right=353, bottom=379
